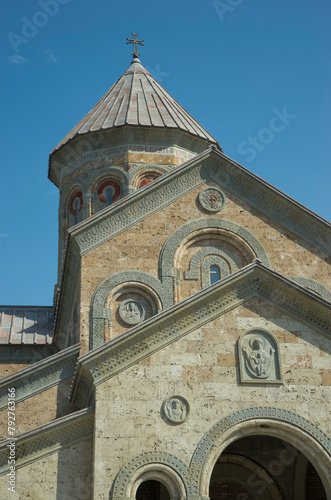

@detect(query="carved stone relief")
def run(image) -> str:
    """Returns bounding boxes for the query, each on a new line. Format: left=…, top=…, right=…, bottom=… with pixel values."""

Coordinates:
left=162, top=395, right=190, bottom=425
left=118, top=299, right=146, bottom=325
left=238, top=329, right=282, bottom=383
left=198, top=187, right=225, bottom=212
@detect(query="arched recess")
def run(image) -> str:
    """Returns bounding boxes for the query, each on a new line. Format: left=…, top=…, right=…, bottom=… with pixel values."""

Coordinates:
left=184, top=246, right=239, bottom=282
left=159, top=218, right=271, bottom=304
left=90, top=271, right=164, bottom=349
left=291, top=276, right=331, bottom=302
left=90, top=169, right=126, bottom=214
left=131, top=165, right=169, bottom=190
left=209, top=453, right=283, bottom=500
left=111, top=452, right=188, bottom=500
left=189, top=407, right=331, bottom=498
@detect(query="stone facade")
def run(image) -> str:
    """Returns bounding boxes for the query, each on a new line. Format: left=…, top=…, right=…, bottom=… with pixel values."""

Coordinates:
left=0, top=54, right=330, bottom=500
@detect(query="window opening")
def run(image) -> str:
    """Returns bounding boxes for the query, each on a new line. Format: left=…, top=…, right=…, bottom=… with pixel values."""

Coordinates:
left=105, top=187, right=113, bottom=206
left=73, top=198, right=80, bottom=225
left=210, top=265, right=220, bottom=285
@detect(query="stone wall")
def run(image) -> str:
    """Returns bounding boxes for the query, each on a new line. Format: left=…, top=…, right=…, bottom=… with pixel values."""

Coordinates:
left=0, top=437, right=93, bottom=500
left=79, top=180, right=330, bottom=352
left=0, top=379, right=74, bottom=440
left=92, top=298, right=331, bottom=498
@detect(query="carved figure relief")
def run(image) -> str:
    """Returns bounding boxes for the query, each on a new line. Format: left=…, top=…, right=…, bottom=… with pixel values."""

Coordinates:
left=238, top=330, right=282, bottom=384
left=162, top=396, right=189, bottom=424
left=198, top=187, right=225, bottom=212
left=119, top=299, right=146, bottom=325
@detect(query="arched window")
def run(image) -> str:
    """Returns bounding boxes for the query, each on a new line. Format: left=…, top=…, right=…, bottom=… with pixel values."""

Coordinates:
left=69, top=191, right=83, bottom=225
left=73, top=198, right=80, bottom=225
left=139, top=177, right=157, bottom=188
left=97, top=180, right=121, bottom=206
left=210, top=265, right=220, bottom=285
left=136, top=480, right=170, bottom=500
left=105, top=187, right=113, bottom=206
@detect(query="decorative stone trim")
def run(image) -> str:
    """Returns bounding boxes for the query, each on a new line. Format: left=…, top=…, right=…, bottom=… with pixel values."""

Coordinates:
left=90, top=271, right=165, bottom=349
left=112, top=451, right=189, bottom=500
left=159, top=218, right=271, bottom=294
left=73, top=161, right=207, bottom=256
left=184, top=246, right=239, bottom=281
left=0, top=407, right=94, bottom=475
left=70, top=148, right=331, bottom=257
left=72, top=262, right=331, bottom=408
left=189, top=406, right=331, bottom=495
left=50, top=126, right=206, bottom=182
left=209, top=150, right=331, bottom=255
left=291, top=277, right=331, bottom=302
left=0, top=344, right=80, bottom=410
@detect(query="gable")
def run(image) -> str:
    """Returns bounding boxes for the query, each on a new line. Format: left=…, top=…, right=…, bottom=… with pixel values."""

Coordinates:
left=54, top=148, right=331, bottom=349
left=71, top=148, right=331, bottom=256
left=91, top=293, right=331, bottom=481
left=71, top=263, right=331, bottom=409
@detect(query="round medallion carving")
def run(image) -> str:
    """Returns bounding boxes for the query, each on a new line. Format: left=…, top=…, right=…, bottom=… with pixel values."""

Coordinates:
left=198, top=188, right=225, bottom=212
left=162, top=395, right=190, bottom=424
left=118, top=299, right=146, bottom=325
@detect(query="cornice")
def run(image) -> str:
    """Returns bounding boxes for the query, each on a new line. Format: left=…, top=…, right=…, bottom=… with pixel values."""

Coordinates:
left=71, top=262, right=331, bottom=409
left=211, top=150, right=330, bottom=253
left=0, top=344, right=80, bottom=410
left=0, top=407, right=94, bottom=475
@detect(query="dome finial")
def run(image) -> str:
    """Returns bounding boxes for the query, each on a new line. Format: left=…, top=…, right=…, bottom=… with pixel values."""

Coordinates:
left=126, top=32, right=144, bottom=60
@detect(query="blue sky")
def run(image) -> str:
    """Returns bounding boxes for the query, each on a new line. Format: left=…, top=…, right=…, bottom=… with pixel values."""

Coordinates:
left=0, top=0, right=330, bottom=305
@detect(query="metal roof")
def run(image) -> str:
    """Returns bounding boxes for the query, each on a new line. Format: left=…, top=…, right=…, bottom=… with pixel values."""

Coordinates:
left=0, top=306, right=54, bottom=345
left=51, top=56, right=218, bottom=154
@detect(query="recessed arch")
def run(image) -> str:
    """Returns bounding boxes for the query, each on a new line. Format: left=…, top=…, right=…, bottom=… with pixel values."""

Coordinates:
left=189, top=407, right=331, bottom=498
left=90, top=271, right=164, bottom=349
left=184, top=245, right=239, bottom=281
left=111, top=452, right=188, bottom=500
left=132, top=167, right=165, bottom=190
left=159, top=218, right=271, bottom=305
left=159, top=218, right=271, bottom=281
left=209, top=453, right=283, bottom=500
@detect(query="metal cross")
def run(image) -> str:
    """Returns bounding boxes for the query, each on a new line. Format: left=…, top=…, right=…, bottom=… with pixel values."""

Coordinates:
left=209, top=195, right=216, bottom=208
left=126, top=33, right=144, bottom=57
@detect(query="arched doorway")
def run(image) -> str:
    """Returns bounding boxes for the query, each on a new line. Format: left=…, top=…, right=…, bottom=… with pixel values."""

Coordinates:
left=209, top=435, right=327, bottom=500
left=136, top=480, right=170, bottom=500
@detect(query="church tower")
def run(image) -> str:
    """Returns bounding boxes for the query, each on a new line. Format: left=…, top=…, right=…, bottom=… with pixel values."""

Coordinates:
left=0, top=35, right=330, bottom=500
left=48, top=35, right=220, bottom=286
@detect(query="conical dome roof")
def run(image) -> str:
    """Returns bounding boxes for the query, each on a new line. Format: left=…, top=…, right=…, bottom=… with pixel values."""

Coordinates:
left=51, top=56, right=218, bottom=154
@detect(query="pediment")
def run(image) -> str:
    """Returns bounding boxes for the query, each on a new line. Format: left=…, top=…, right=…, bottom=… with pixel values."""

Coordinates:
left=54, top=146, right=330, bottom=350
left=69, top=147, right=331, bottom=257
left=71, top=262, right=331, bottom=408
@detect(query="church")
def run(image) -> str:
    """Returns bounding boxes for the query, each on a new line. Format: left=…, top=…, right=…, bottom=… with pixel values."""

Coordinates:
left=0, top=34, right=330, bottom=499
